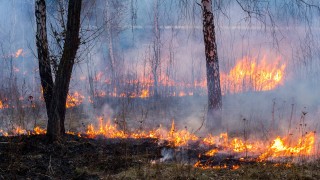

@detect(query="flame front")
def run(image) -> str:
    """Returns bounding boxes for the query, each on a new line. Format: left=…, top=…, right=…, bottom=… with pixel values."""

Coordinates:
left=0, top=119, right=316, bottom=170
left=34, top=55, right=288, bottom=110
left=85, top=118, right=198, bottom=146
left=259, top=132, right=315, bottom=161
left=0, top=100, right=9, bottom=109
left=221, top=56, right=286, bottom=94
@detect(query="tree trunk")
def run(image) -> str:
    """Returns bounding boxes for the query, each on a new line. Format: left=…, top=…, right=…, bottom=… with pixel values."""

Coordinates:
left=55, top=0, right=82, bottom=135
left=201, top=0, right=222, bottom=131
left=35, top=0, right=56, bottom=136
left=152, top=0, right=160, bottom=97
left=35, top=0, right=82, bottom=141
left=105, top=0, right=116, bottom=95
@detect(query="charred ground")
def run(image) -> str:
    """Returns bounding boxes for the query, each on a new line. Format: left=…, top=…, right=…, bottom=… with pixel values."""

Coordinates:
left=0, top=135, right=161, bottom=179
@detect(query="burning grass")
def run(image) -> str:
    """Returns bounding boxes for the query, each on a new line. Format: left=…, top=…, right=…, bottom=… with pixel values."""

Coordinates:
left=1, top=134, right=320, bottom=179
left=0, top=118, right=317, bottom=169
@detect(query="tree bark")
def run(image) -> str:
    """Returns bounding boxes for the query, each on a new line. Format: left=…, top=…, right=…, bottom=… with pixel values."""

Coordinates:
left=35, top=0, right=54, bottom=123
left=152, top=0, right=160, bottom=97
left=54, top=0, right=82, bottom=135
left=35, top=0, right=82, bottom=141
left=105, top=0, right=116, bottom=95
left=201, top=0, right=222, bottom=130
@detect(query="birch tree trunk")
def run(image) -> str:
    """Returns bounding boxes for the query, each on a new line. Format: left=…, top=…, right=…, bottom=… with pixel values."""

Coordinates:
left=105, top=0, right=116, bottom=95
left=201, top=0, right=222, bottom=131
left=152, top=0, right=160, bottom=97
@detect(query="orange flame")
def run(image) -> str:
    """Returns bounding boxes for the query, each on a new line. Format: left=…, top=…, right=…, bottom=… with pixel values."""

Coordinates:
left=0, top=116, right=316, bottom=170
left=259, top=132, right=315, bottom=161
left=0, top=100, right=3, bottom=109
left=221, top=56, right=286, bottom=94
left=15, top=49, right=23, bottom=58
left=66, top=91, right=85, bottom=108
left=33, top=126, right=47, bottom=135
left=140, top=89, right=149, bottom=98
left=84, top=118, right=198, bottom=146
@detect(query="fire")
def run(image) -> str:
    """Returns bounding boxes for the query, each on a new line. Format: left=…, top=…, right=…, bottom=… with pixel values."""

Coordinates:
left=0, top=116, right=316, bottom=170
left=85, top=118, right=198, bottom=146
left=33, top=126, right=47, bottom=135
left=14, top=126, right=26, bottom=135
left=221, top=56, right=286, bottom=94
left=140, top=89, right=149, bottom=98
left=230, top=138, right=253, bottom=152
left=66, top=91, right=85, bottom=108
left=167, top=127, right=198, bottom=147
left=201, top=133, right=315, bottom=159
left=53, top=55, right=286, bottom=102
left=0, top=126, right=47, bottom=136
left=203, top=133, right=228, bottom=147
left=86, top=117, right=127, bottom=138
left=194, top=161, right=240, bottom=170
left=15, top=49, right=23, bottom=58
left=259, top=132, right=315, bottom=161
left=2, top=122, right=314, bottom=161
left=0, top=129, right=8, bottom=136
left=178, top=91, right=186, bottom=97
left=0, top=100, right=3, bottom=109
left=205, top=149, right=218, bottom=156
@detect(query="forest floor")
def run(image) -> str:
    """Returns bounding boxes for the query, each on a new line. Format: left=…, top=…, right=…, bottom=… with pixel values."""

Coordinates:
left=1, top=135, right=320, bottom=179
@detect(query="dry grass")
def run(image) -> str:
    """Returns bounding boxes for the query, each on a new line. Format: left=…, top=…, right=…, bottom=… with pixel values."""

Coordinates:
left=111, top=162, right=320, bottom=180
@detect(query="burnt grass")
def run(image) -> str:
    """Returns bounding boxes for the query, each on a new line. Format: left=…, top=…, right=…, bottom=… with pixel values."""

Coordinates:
left=0, top=135, right=162, bottom=179
left=1, top=135, right=320, bottom=179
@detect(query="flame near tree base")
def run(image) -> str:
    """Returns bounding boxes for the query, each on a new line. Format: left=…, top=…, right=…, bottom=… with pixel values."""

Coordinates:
left=0, top=117, right=316, bottom=169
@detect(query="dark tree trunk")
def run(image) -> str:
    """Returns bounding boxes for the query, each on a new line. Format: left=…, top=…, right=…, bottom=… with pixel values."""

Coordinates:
left=55, top=0, right=82, bottom=135
left=201, top=0, right=222, bottom=131
left=35, top=0, right=82, bottom=141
